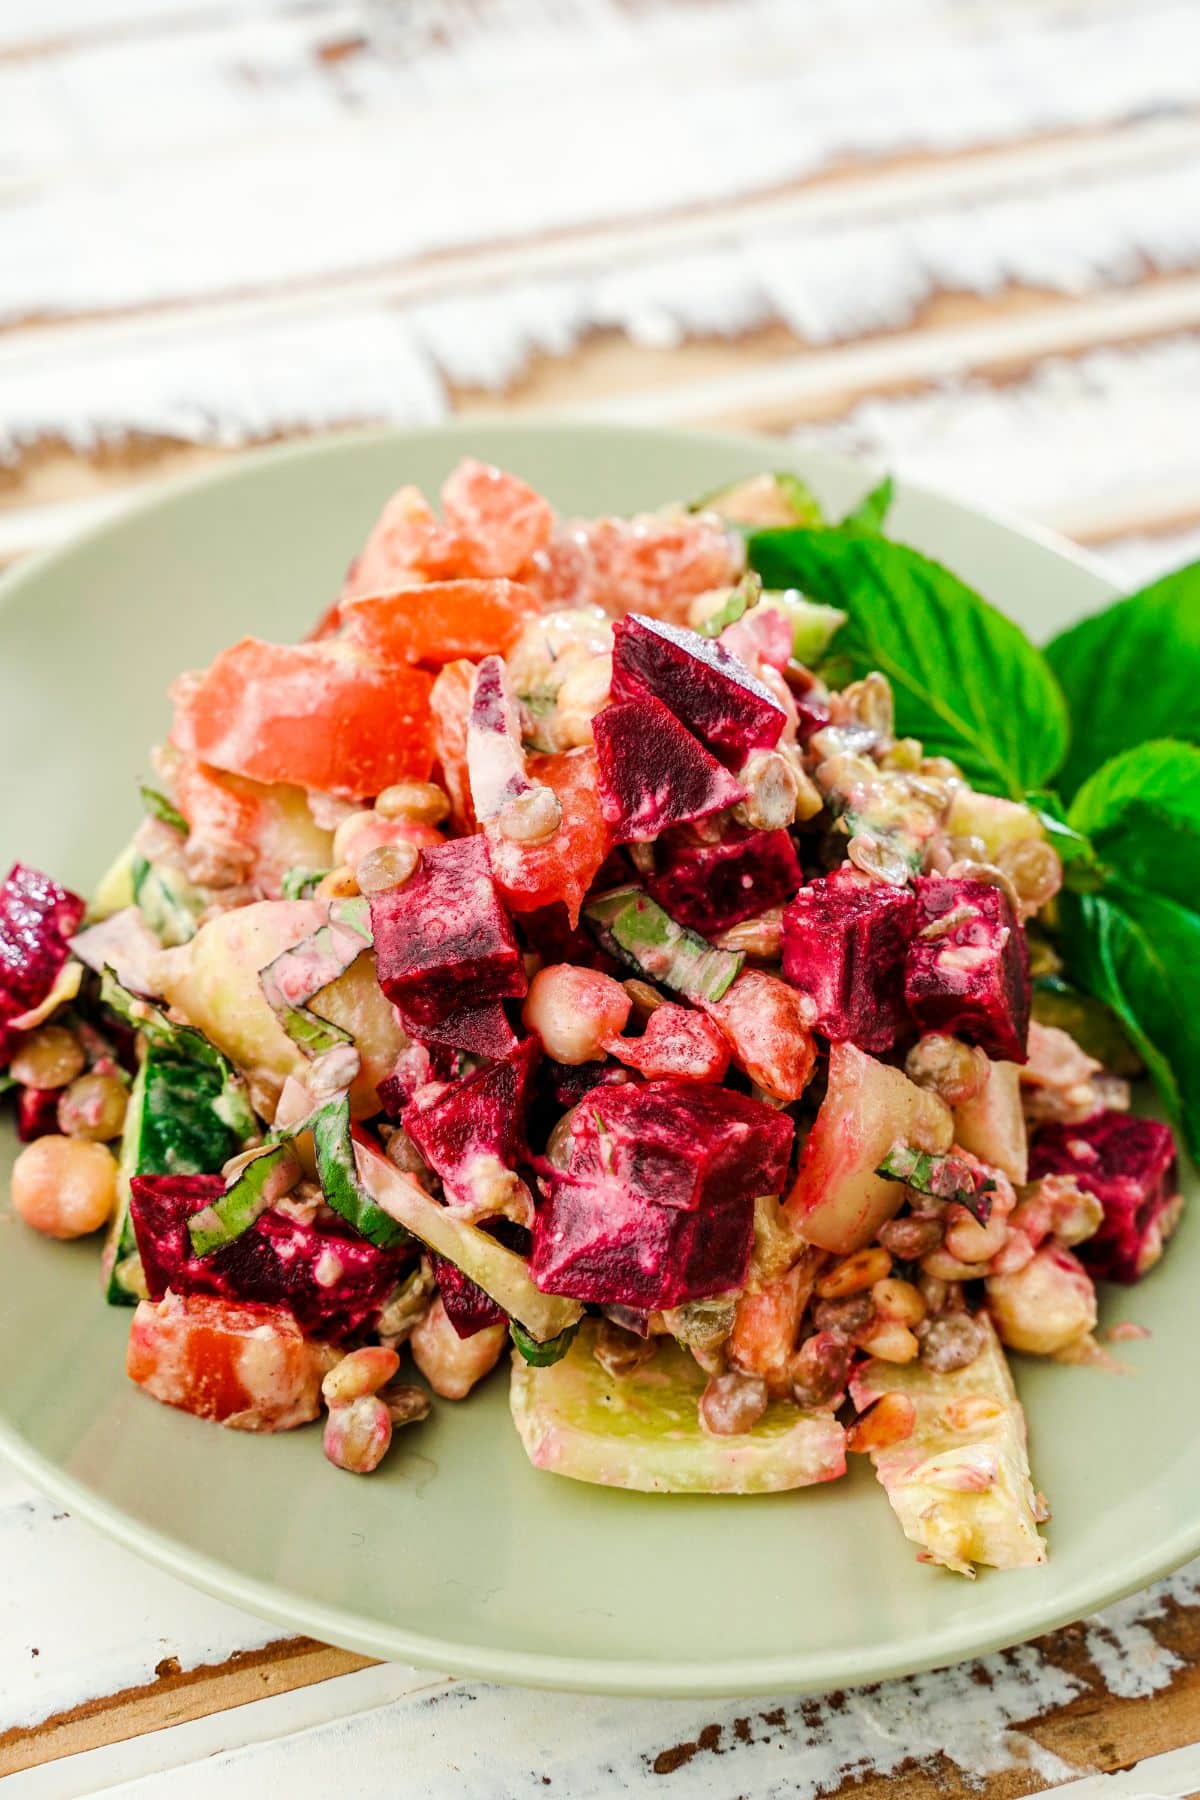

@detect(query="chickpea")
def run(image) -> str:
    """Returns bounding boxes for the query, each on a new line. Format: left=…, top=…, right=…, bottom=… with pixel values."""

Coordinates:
left=315, top=865, right=359, bottom=900
left=334, top=808, right=439, bottom=872
left=9, top=1025, right=85, bottom=1092
left=410, top=1296, right=507, bottom=1399
left=10, top=1135, right=118, bottom=1238
left=522, top=964, right=631, bottom=1065
left=986, top=1244, right=1096, bottom=1357
left=943, top=1205, right=1010, bottom=1266
left=57, top=1072, right=128, bottom=1143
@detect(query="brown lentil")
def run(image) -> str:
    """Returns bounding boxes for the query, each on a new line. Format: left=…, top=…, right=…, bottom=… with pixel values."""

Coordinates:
left=375, top=781, right=450, bottom=825
left=9, top=1025, right=85, bottom=1092
left=57, top=1072, right=128, bottom=1142
left=917, top=1311, right=986, bottom=1373
left=699, top=1370, right=769, bottom=1436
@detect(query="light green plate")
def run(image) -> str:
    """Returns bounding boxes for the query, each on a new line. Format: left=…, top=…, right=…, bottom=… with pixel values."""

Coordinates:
left=0, top=423, right=1193, bottom=1696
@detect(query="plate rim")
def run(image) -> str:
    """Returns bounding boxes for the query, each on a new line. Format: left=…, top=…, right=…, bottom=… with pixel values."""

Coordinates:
left=7, top=418, right=1184, bottom=1699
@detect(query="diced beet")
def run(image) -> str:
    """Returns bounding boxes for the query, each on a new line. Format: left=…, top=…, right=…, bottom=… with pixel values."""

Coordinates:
left=905, top=877, right=1030, bottom=1062
left=530, top=1079, right=792, bottom=1308
left=395, top=998, right=519, bottom=1061
left=782, top=870, right=916, bottom=1054
left=16, top=1085, right=62, bottom=1141
left=531, top=1175, right=752, bottom=1309
left=0, top=864, right=85, bottom=1063
left=402, top=1038, right=539, bottom=1205
left=376, top=1044, right=436, bottom=1117
left=431, top=1254, right=506, bottom=1337
left=787, top=669, right=833, bottom=745
left=370, top=836, right=526, bottom=1025
left=517, top=902, right=617, bottom=973
left=646, top=827, right=802, bottom=935
left=611, top=614, right=786, bottom=758
left=1030, top=1111, right=1181, bottom=1284
left=593, top=697, right=746, bottom=845
left=129, top=1176, right=410, bottom=1340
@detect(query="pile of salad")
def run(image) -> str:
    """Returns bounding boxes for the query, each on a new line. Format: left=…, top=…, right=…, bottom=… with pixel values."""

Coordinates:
left=1, top=457, right=1185, bottom=1578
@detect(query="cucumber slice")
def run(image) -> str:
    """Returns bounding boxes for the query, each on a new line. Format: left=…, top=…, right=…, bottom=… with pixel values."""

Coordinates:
left=1032, top=979, right=1142, bottom=1077
left=850, top=1315, right=1046, bottom=1575
left=259, top=897, right=372, bottom=1055
left=759, top=593, right=846, bottom=665
left=104, top=1040, right=246, bottom=1303
left=270, top=1096, right=408, bottom=1250
left=187, top=1144, right=293, bottom=1257
left=132, top=853, right=202, bottom=946
left=355, top=1139, right=581, bottom=1344
left=101, top=971, right=256, bottom=1142
left=511, top=1320, right=846, bottom=1494
left=90, top=841, right=138, bottom=922
left=692, top=472, right=824, bottom=530
left=584, top=886, right=743, bottom=1003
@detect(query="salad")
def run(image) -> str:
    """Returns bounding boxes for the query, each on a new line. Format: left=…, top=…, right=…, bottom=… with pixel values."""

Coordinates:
left=1, top=457, right=1188, bottom=1580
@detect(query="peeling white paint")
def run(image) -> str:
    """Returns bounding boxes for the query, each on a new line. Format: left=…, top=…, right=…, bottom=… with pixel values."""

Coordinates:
left=3, top=0, right=1200, bottom=323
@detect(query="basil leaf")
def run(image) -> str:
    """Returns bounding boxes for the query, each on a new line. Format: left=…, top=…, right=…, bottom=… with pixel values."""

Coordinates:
left=1067, top=741, right=1200, bottom=911
left=746, top=529, right=1069, bottom=798
left=140, top=784, right=189, bottom=836
left=1060, top=884, right=1200, bottom=1160
left=1046, top=561, right=1200, bottom=797
left=841, top=475, right=894, bottom=533
left=775, top=473, right=825, bottom=528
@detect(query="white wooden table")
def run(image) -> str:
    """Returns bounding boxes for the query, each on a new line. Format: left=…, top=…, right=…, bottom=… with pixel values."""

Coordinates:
left=5, top=1, right=1200, bottom=1791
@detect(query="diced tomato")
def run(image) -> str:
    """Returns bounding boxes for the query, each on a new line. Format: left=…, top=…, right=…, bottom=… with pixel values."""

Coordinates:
left=522, top=514, right=741, bottom=623
left=170, top=638, right=433, bottom=802
left=342, top=579, right=542, bottom=668
left=703, top=969, right=817, bottom=1103
left=342, top=485, right=452, bottom=599
left=440, top=459, right=555, bottom=578
left=429, top=659, right=477, bottom=832
left=127, top=1292, right=334, bottom=1431
left=485, top=746, right=609, bottom=928
left=608, top=1004, right=730, bottom=1083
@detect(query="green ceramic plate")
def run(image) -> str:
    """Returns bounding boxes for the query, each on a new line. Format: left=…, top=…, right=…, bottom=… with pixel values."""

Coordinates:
left=0, top=423, right=1193, bottom=1697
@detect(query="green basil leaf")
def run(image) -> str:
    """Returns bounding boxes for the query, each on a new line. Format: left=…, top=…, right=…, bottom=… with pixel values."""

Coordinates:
left=1046, top=561, right=1200, bottom=797
left=746, top=529, right=1069, bottom=798
left=140, top=784, right=189, bottom=836
left=840, top=475, right=894, bottom=533
left=1067, top=741, right=1200, bottom=912
left=1060, top=883, right=1200, bottom=1160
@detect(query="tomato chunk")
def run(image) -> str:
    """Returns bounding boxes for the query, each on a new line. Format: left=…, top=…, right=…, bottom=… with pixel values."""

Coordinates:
left=703, top=969, right=817, bottom=1103
left=342, top=579, right=542, bottom=667
left=170, top=638, right=433, bottom=801
left=127, top=1292, right=334, bottom=1431
left=429, top=659, right=477, bottom=832
left=485, top=746, right=609, bottom=927
left=440, top=459, right=555, bottom=578
left=522, top=514, right=742, bottom=623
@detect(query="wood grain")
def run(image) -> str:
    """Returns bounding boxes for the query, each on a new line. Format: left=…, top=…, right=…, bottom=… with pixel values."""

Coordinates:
left=0, top=1638, right=370, bottom=1777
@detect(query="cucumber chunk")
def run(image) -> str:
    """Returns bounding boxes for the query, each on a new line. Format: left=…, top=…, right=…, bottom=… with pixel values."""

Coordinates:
left=511, top=1319, right=846, bottom=1494
left=355, top=1139, right=581, bottom=1343
left=259, top=897, right=372, bottom=1055
left=132, top=853, right=203, bottom=946
left=850, top=1315, right=1046, bottom=1575
left=584, top=886, right=743, bottom=1003
left=187, top=1144, right=293, bottom=1257
left=270, top=1096, right=408, bottom=1250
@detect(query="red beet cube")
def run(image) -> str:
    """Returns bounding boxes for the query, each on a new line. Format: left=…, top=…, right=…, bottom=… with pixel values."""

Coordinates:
left=531, top=1175, right=752, bottom=1309
left=646, top=827, right=802, bottom=935
left=129, top=1175, right=410, bottom=1340
left=611, top=613, right=787, bottom=758
left=431, top=1254, right=507, bottom=1337
left=370, top=835, right=526, bottom=1025
left=0, top=863, right=85, bottom=1063
left=905, top=877, right=1030, bottom=1062
left=1030, top=1111, right=1181, bottom=1284
left=376, top=1044, right=436, bottom=1116
left=16, top=1085, right=62, bottom=1141
left=593, top=697, right=746, bottom=844
left=530, top=1079, right=792, bottom=1307
left=394, top=998, right=519, bottom=1062
left=403, top=1038, right=539, bottom=1206
left=782, top=870, right=916, bottom=1054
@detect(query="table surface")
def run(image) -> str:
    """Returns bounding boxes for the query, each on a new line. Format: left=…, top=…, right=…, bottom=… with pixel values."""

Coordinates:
left=5, top=0, right=1200, bottom=1792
